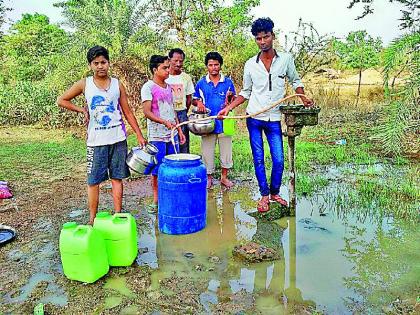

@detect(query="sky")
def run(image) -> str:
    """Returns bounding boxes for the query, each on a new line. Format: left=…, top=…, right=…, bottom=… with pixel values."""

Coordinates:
left=4, top=0, right=406, bottom=45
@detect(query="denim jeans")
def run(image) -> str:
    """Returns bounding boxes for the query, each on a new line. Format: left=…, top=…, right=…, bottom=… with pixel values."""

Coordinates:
left=246, top=117, right=284, bottom=196
left=176, top=109, right=189, bottom=153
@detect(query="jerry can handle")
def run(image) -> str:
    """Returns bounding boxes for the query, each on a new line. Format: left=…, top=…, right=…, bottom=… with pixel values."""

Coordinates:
left=113, top=213, right=129, bottom=223
left=74, top=225, right=89, bottom=237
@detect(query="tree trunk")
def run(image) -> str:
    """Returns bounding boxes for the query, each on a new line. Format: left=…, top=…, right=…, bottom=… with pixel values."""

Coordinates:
left=357, top=69, right=362, bottom=97
left=355, top=68, right=362, bottom=106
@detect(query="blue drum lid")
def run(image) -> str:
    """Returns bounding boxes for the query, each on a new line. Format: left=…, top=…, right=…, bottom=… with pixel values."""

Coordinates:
left=0, top=226, right=16, bottom=245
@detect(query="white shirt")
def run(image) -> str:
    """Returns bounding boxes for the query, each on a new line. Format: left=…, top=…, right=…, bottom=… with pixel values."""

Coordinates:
left=239, top=51, right=304, bottom=121
left=140, top=80, right=177, bottom=142
left=85, top=77, right=127, bottom=146
left=165, top=72, right=194, bottom=111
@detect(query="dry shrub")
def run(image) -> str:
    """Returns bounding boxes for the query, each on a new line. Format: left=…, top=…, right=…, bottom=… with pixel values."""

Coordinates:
left=112, top=56, right=149, bottom=111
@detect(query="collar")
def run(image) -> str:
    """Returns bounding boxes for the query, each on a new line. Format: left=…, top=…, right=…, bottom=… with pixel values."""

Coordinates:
left=205, top=73, right=225, bottom=83
left=256, top=50, right=279, bottom=63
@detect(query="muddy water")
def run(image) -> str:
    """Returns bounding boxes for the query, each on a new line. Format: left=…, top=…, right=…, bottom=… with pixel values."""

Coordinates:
left=1, top=175, right=419, bottom=314
left=136, top=184, right=419, bottom=314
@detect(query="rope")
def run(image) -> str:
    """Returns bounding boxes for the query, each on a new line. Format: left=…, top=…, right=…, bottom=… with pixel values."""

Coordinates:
left=170, top=93, right=309, bottom=150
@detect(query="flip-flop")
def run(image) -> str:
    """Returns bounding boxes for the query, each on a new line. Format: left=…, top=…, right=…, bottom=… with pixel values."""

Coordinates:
left=257, top=197, right=270, bottom=213
left=146, top=203, right=158, bottom=214
left=270, top=195, right=288, bottom=207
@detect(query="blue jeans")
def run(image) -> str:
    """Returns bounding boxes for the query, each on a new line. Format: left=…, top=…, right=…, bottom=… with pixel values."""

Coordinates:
left=246, top=118, right=284, bottom=196
left=144, top=136, right=179, bottom=176
left=176, top=109, right=189, bottom=153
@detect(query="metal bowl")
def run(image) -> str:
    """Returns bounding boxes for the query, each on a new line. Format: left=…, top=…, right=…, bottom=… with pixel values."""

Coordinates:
left=187, top=117, right=215, bottom=135
left=126, top=143, right=158, bottom=174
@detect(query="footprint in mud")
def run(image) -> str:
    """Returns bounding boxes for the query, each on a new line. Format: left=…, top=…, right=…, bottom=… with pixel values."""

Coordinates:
left=102, top=276, right=137, bottom=311
left=104, top=276, right=136, bottom=298
left=5, top=273, right=53, bottom=303
left=104, top=295, right=123, bottom=310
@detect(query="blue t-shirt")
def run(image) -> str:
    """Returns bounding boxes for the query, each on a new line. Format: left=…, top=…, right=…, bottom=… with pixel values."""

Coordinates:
left=193, top=74, right=236, bottom=134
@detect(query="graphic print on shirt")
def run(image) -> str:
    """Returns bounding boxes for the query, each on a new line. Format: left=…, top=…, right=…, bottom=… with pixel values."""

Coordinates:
left=147, top=83, right=176, bottom=141
left=168, top=83, right=184, bottom=110
left=90, top=95, right=116, bottom=128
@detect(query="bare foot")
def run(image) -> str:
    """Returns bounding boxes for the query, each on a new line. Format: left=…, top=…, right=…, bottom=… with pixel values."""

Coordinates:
left=221, top=178, right=234, bottom=189
left=207, top=175, right=213, bottom=189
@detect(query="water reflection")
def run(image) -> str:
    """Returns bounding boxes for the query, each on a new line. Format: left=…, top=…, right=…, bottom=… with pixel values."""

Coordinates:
left=135, top=182, right=419, bottom=314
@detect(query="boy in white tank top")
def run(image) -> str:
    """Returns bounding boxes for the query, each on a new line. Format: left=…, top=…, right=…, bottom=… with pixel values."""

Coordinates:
left=57, top=46, right=147, bottom=224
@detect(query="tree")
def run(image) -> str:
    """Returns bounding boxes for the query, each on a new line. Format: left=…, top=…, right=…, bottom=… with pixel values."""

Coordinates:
left=333, top=30, right=382, bottom=100
left=0, top=0, right=11, bottom=37
left=348, top=0, right=420, bottom=30
left=0, top=13, right=68, bottom=81
left=376, top=32, right=420, bottom=155
left=282, top=19, right=335, bottom=78
left=55, top=0, right=149, bottom=57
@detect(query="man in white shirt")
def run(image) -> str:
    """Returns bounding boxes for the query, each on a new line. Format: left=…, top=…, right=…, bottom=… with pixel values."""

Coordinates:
left=166, top=48, right=195, bottom=153
left=218, top=17, right=313, bottom=213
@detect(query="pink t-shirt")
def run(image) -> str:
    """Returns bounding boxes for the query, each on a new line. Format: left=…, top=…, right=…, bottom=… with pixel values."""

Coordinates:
left=141, top=80, right=178, bottom=142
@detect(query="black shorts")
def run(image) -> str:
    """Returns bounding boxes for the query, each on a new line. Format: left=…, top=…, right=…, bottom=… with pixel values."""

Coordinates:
left=86, top=140, right=130, bottom=185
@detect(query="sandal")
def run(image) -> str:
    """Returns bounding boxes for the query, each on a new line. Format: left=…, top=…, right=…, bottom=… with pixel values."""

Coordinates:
left=146, top=203, right=158, bottom=214
left=257, top=197, right=270, bottom=213
left=270, top=195, right=288, bottom=207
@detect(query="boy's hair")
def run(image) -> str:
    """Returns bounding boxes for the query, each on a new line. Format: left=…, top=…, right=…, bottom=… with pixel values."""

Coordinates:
left=149, top=55, right=169, bottom=73
left=87, top=46, right=109, bottom=63
left=251, top=17, right=274, bottom=36
left=168, top=48, right=185, bottom=59
left=205, top=51, right=223, bottom=66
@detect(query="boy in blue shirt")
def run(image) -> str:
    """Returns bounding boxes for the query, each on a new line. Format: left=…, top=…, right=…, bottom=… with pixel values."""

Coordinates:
left=194, top=52, right=236, bottom=189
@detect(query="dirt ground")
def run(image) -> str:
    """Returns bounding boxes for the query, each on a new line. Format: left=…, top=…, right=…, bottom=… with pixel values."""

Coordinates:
left=0, top=171, right=321, bottom=314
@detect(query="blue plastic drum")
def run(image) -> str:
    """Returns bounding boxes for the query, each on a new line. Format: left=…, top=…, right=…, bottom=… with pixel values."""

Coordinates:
left=158, top=154, right=207, bottom=235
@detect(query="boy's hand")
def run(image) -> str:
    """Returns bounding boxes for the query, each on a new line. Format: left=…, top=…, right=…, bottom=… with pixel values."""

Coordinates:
left=301, top=96, right=314, bottom=107
left=196, top=100, right=207, bottom=113
left=179, top=131, right=186, bottom=145
left=137, top=135, right=147, bottom=147
left=82, top=107, right=90, bottom=126
left=225, top=91, right=234, bottom=106
left=217, top=106, right=230, bottom=120
left=163, top=120, right=176, bottom=130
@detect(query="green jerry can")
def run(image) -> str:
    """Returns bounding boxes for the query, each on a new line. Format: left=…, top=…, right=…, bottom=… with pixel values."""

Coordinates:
left=93, top=212, right=138, bottom=266
left=59, top=222, right=109, bottom=283
left=223, top=111, right=235, bottom=136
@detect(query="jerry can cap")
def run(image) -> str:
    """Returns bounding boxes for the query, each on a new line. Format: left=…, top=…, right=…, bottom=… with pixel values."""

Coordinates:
left=96, top=211, right=111, bottom=218
left=62, top=222, right=77, bottom=229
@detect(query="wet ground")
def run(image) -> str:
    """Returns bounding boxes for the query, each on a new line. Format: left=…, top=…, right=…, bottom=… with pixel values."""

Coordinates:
left=0, top=166, right=419, bottom=314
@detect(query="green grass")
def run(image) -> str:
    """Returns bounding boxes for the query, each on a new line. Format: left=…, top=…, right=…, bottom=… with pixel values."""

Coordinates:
left=1, top=125, right=417, bottom=223
left=0, top=127, right=85, bottom=188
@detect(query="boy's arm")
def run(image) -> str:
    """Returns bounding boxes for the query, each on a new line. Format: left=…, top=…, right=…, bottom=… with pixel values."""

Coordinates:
left=119, top=83, right=147, bottom=146
left=57, top=79, right=88, bottom=123
left=142, top=100, right=175, bottom=130
left=174, top=113, right=185, bottom=145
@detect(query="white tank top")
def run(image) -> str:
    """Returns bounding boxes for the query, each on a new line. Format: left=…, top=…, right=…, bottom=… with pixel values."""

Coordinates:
left=84, top=76, right=127, bottom=146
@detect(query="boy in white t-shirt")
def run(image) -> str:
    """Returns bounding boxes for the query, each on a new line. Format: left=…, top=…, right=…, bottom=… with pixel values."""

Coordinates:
left=57, top=46, right=146, bottom=224
left=141, top=55, right=186, bottom=212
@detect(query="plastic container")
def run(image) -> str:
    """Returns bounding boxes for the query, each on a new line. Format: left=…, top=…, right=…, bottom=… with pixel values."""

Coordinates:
left=59, top=222, right=109, bottom=283
left=93, top=212, right=138, bottom=266
left=158, top=154, right=207, bottom=234
left=223, top=111, right=235, bottom=136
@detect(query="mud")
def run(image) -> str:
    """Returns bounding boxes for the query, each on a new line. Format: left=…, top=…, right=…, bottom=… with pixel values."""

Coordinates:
left=1, top=165, right=419, bottom=314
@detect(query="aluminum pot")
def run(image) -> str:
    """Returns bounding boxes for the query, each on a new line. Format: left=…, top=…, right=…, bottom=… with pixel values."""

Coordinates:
left=126, top=143, right=158, bottom=174
left=188, top=108, right=215, bottom=135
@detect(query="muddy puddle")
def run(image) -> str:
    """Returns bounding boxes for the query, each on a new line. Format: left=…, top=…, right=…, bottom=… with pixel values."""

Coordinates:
left=1, top=165, right=419, bottom=314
